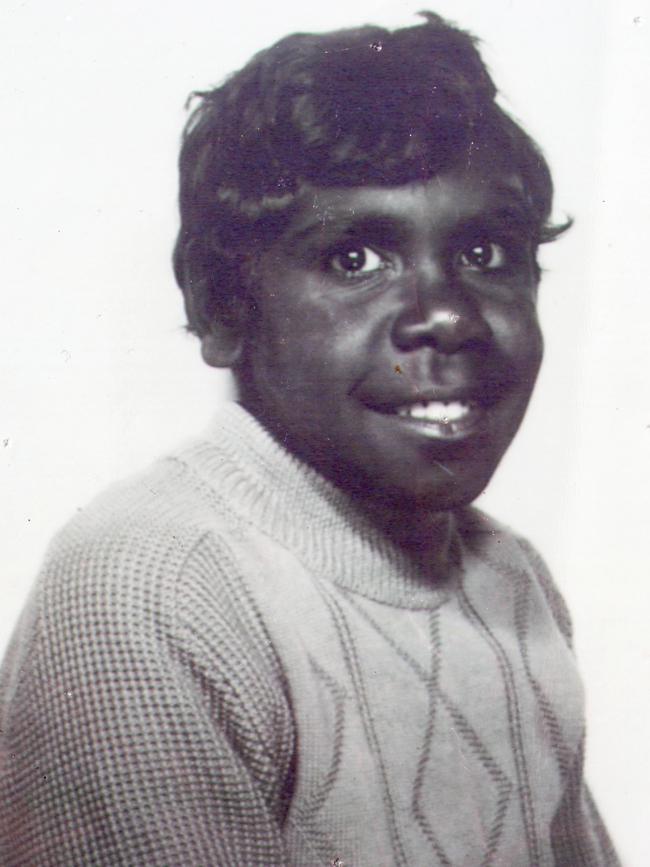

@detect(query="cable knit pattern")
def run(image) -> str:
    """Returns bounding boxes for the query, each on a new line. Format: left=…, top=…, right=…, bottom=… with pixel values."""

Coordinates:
left=0, top=403, right=619, bottom=866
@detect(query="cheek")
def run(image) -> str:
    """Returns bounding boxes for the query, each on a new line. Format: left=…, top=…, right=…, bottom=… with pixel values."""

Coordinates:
left=259, top=285, right=374, bottom=370
left=489, top=302, right=543, bottom=368
left=522, top=314, right=544, bottom=373
left=244, top=297, right=354, bottom=398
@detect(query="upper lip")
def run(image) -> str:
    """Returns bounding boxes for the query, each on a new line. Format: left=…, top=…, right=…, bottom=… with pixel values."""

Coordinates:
left=362, top=385, right=485, bottom=413
left=355, top=365, right=518, bottom=413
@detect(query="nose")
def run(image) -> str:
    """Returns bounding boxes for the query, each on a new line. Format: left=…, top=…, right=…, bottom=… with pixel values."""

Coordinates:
left=391, top=268, right=492, bottom=354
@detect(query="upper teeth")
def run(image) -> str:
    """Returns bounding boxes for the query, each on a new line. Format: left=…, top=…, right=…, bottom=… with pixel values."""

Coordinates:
left=397, top=400, right=471, bottom=422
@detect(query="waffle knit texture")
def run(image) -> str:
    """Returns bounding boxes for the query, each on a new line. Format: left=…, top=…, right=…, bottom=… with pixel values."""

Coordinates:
left=1, top=402, right=619, bottom=866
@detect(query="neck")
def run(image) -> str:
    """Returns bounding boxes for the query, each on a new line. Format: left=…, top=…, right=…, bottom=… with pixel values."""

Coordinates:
left=353, top=492, right=455, bottom=577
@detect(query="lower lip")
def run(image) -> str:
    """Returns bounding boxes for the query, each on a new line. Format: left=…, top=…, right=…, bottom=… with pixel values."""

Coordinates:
left=386, top=405, right=486, bottom=441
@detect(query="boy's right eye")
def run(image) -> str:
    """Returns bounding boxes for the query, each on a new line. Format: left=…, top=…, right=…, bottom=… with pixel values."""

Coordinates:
left=327, top=245, right=387, bottom=278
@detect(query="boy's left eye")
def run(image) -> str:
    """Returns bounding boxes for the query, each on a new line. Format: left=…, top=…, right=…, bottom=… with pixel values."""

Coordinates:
left=458, top=241, right=506, bottom=271
left=328, top=245, right=386, bottom=277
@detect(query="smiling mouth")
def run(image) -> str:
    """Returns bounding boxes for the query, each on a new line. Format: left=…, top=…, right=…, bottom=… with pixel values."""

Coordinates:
left=381, top=398, right=485, bottom=439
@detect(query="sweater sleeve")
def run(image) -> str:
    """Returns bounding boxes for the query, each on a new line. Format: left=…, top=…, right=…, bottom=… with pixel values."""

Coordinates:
left=550, top=738, right=621, bottom=867
left=0, top=525, right=295, bottom=867
left=515, top=538, right=620, bottom=867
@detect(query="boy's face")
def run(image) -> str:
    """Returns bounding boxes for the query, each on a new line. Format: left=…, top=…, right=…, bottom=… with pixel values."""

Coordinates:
left=234, top=167, right=543, bottom=511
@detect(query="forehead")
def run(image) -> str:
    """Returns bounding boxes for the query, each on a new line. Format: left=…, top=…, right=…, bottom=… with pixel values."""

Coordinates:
left=285, top=170, right=531, bottom=244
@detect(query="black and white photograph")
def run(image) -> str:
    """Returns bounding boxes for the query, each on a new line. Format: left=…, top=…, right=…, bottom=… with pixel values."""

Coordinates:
left=1, top=1, right=648, bottom=864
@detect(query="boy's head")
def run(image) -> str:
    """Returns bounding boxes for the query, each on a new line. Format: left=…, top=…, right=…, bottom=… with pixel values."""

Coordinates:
left=174, top=12, right=567, bottom=511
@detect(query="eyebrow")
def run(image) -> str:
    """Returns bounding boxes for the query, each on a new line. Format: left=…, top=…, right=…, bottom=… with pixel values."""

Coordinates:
left=288, top=201, right=539, bottom=249
left=479, top=182, right=541, bottom=233
left=285, top=178, right=541, bottom=244
left=455, top=206, right=539, bottom=236
left=288, top=214, right=413, bottom=247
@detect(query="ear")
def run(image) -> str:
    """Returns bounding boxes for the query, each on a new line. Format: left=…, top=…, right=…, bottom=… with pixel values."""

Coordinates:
left=200, top=323, right=243, bottom=369
left=180, top=255, right=245, bottom=369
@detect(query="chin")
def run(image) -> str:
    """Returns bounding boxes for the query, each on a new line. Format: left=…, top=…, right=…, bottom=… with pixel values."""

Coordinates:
left=353, top=468, right=490, bottom=517
left=408, top=483, right=486, bottom=514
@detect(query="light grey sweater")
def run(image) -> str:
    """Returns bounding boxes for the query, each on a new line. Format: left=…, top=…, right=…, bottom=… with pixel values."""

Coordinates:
left=0, top=403, right=619, bottom=865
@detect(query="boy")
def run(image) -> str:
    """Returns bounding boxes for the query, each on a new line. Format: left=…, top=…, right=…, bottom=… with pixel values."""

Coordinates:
left=0, top=11, right=619, bottom=866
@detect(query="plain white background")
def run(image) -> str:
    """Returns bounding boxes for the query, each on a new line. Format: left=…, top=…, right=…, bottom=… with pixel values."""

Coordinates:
left=2, top=0, right=648, bottom=862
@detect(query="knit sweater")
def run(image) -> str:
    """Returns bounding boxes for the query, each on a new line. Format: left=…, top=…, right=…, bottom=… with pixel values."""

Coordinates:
left=1, top=403, right=618, bottom=867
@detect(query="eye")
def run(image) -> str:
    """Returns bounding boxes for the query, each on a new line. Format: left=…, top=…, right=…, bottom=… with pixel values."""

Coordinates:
left=458, top=241, right=507, bottom=271
left=328, top=245, right=386, bottom=278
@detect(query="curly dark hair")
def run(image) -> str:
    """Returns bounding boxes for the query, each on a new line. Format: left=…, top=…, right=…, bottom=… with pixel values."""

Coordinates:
left=174, top=11, right=567, bottom=336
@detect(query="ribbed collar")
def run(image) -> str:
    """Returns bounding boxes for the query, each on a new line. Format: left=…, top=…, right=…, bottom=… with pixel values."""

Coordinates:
left=185, top=401, right=463, bottom=609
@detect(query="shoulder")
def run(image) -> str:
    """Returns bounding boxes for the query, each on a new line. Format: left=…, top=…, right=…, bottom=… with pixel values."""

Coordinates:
left=1, top=440, right=291, bottom=759
left=456, top=506, right=574, bottom=646
left=37, top=451, right=222, bottom=610
left=43, top=432, right=246, bottom=582
left=4, top=438, right=282, bottom=689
